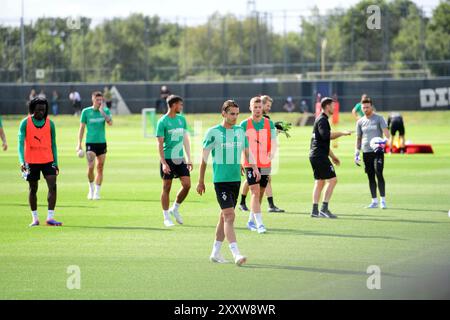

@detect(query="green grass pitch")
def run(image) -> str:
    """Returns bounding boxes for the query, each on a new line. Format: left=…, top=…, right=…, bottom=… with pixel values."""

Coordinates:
left=0, top=111, right=449, bottom=299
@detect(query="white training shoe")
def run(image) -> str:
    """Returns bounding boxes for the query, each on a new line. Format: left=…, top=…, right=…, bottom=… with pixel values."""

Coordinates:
left=170, top=208, right=183, bottom=224
left=234, top=254, right=247, bottom=266
left=92, top=193, right=100, bottom=200
left=257, top=224, right=267, bottom=234
left=380, top=201, right=387, bottom=209
left=163, top=218, right=175, bottom=227
left=367, top=202, right=378, bottom=209
left=210, top=253, right=228, bottom=264
left=87, top=191, right=94, bottom=200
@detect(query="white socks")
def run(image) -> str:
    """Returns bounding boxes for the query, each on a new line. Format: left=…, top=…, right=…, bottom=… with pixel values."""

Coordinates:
left=32, top=210, right=55, bottom=221
left=253, top=213, right=263, bottom=228
left=372, top=198, right=378, bottom=204
left=95, top=184, right=101, bottom=195
left=229, top=242, right=240, bottom=257
left=171, top=202, right=180, bottom=211
left=31, top=211, right=38, bottom=222
left=212, top=240, right=222, bottom=256
left=248, top=212, right=254, bottom=223
left=163, top=210, right=171, bottom=220
left=89, top=182, right=95, bottom=193
left=380, top=197, right=386, bottom=203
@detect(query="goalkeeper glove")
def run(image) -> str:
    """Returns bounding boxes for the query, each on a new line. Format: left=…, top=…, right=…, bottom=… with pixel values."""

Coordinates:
left=354, top=149, right=361, bottom=166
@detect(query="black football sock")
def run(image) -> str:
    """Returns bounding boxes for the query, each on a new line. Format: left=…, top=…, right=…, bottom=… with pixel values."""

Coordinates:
left=240, top=194, right=247, bottom=205
left=321, top=202, right=329, bottom=211
left=312, top=204, right=319, bottom=213
left=267, top=196, right=275, bottom=208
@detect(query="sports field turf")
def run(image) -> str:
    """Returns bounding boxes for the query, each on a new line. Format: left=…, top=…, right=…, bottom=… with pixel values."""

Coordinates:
left=0, top=111, right=449, bottom=299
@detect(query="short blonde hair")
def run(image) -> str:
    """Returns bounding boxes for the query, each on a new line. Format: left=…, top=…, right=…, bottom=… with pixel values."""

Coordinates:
left=250, top=96, right=262, bottom=107
left=261, top=95, right=273, bottom=105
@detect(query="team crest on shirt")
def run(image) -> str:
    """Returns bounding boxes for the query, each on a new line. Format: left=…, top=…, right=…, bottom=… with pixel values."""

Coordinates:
left=247, top=171, right=252, bottom=178
left=221, top=192, right=227, bottom=201
left=330, top=165, right=335, bottom=172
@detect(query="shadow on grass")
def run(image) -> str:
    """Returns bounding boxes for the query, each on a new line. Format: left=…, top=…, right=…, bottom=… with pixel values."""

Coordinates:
left=275, top=211, right=444, bottom=224
left=265, top=211, right=311, bottom=216
left=252, top=228, right=404, bottom=240
left=241, top=263, right=407, bottom=278
left=339, top=217, right=444, bottom=224
left=103, top=198, right=202, bottom=203
left=101, top=198, right=160, bottom=203
left=391, top=207, right=448, bottom=214
left=338, top=213, right=390, bottom=218
left=0, top=203, right=97, bottom=209
left=64, top=225, right=169, bottom=231
left=183, top=224, right=404, bottom=240
left=266, top=211, right=394, bottom=219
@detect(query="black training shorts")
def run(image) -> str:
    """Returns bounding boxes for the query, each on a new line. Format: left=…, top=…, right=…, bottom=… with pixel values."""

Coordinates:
left=309, top=156, right=336, bottom=180
left=245, top=167, right=270, bottom=188
left=390, top=120, right=405, bottom=136
left=86, top=143, right=107, bottom=156
left=214, top=181, right=241, bottom=209
left=363, top=152, right=384, bottom=176
left=160, top=158, right=190, bottom=180
left=26, top=162, right=57, bottom=181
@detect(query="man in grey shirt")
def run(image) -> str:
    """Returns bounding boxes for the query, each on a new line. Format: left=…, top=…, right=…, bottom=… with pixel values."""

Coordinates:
left=355, top=97, right=390, bottom=209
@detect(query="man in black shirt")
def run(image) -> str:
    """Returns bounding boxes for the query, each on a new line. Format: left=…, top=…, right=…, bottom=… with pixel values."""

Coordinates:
left=387, top=112, right=406, bottom=154
left=309, top=97, right=352, bottom=218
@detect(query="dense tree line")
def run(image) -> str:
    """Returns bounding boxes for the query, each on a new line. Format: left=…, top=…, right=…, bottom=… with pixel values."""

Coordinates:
left=0, top=0, right=449, bottom=82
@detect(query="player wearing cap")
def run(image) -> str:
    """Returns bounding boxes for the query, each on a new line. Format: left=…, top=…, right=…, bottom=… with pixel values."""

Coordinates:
left=309, top=97, right=352, bottom=218
left=355, top=97, right=390, bottom=209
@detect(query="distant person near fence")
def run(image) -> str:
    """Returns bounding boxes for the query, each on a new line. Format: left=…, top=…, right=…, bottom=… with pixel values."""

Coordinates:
left=69, top=89, right=82, bottom=116
left=51, top=91, right=59, bottom=116
left=283, top=96, right=295, bottom=113
left=155, top=85, right=170, bottom=114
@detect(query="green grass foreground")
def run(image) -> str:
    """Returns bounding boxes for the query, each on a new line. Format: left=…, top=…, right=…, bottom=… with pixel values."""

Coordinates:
left=0, top=111, right=449, bottom=299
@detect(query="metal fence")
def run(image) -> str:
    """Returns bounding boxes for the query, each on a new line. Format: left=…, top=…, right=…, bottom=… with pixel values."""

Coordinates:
left=1, top=78, right=449, bottom=115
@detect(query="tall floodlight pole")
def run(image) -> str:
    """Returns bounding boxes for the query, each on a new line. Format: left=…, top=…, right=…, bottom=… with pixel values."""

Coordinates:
left=20, top=0, right=26, bottom=82
left=321, top=38, right=327, bottom=79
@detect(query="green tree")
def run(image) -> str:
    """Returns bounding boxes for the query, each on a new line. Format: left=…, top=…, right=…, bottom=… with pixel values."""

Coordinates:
left=426, top=0, right=450, bottom=76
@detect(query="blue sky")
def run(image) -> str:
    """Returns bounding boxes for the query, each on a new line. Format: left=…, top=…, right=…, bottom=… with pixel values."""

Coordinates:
left=2, top=0, right=441, bottom=32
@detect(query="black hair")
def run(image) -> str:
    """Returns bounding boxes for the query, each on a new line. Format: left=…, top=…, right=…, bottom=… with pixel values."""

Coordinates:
left=92, top=91, right=103, bottom=97
left=362, top=97, right=373, bottom=105
left=28, top=97, right=49, bottom=118
left=320, top=97, right=334, bottom=109
left=166, top=95, right=183, bottom=108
